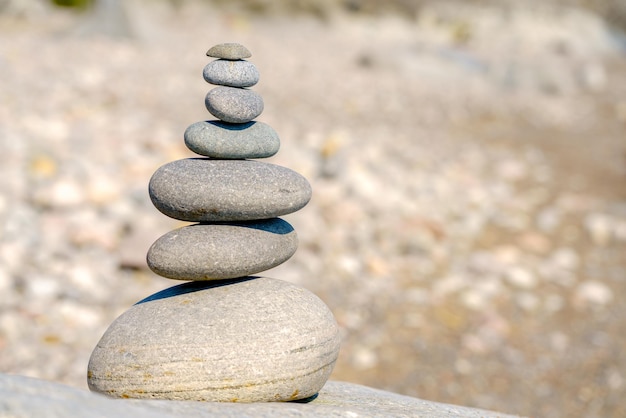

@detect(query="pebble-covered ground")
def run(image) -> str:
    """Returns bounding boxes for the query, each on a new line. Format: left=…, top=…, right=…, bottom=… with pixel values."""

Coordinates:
left=1, top=1, right=625, bottom=417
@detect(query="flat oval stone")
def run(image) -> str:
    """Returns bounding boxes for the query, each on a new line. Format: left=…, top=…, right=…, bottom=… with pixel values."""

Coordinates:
left=205, top=86, right=264, bottom=123
left=184, top=120, right=279, bottom=159
left=206, top=43, right=251, bottom=60
left=147, top=219, right=297, bottom=280
left=87, top=277, right=341, bottom=402
left=148, top=159, right=312, bottom=222
left=203, top=59, right=259, bottom=88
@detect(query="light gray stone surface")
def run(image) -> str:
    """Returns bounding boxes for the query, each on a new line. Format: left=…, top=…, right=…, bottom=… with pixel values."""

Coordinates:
left=205, top=86, right=264, bottom=123
left=203, top=59, right=260, bottom=87
left=1, top=374, right=521, bottom=417
left=206, top=42, right=251, bottom=60
left=148, top=159, right=312, bottom=222
left=184, top=120, right=279, bottom=159
left=147, top=219, right=298, bottom=280
left=87, top=277, right=341, bottom=402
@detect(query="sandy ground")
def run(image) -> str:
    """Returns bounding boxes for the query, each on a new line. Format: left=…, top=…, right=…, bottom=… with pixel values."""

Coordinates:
left=1, top=1, right=625, bottom=417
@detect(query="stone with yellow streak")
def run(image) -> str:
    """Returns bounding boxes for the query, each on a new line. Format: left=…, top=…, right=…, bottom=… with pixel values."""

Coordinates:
left=87, top=277, right=341, bottom=402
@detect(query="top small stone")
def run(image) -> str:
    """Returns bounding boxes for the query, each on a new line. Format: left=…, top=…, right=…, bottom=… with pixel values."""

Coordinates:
left=206, top=43, right=251, bottom=60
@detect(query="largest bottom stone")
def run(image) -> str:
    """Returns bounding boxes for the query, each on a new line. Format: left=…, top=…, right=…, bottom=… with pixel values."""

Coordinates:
left=87, top=277, right=341, bottom=402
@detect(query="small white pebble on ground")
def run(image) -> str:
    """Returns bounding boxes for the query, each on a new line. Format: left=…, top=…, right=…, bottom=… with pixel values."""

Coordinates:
left=574, top=280, right=614, bottom=308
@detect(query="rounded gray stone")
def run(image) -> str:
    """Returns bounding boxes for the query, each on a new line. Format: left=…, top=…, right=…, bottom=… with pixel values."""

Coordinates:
left=147, top=219, right=298, bottom=280
left=203, top=59, right=260, bottom=88
left=184, top=120, right=279, bottom=159
left=206, top=43, right=251, bottom=60
left=148, top=159, right=312, bottom=222
left=205, top=86, right=264, bottom=123
left=87, top=277, right=341, bottom=402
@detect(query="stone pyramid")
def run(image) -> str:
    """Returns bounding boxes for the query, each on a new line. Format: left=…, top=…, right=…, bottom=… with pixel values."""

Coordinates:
left=87, top=43, right=341, bottom=403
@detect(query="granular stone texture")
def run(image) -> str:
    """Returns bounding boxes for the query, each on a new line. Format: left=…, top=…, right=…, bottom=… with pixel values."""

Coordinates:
left=205, top=86, right=264, bottom=123
left=148, top=159, right=312, bottom=222
left=206, top=42, right=251, bottom=60
left=146, top=219, right=298, bottom=280
left=87, top=278, right=341, bottom=402
left=203, top=59, right=260, bottom=87
left=184, top=120, right=279, bottom=159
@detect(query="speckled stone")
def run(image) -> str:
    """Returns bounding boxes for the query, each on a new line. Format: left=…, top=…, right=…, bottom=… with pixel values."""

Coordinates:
left=184, top=120, right=279, bottom=159
left=203, top=60, right=260, bottom=88
left=205, top=86, right=264, bottom=123
left=147, top=219, right=298, bottom=280
left=206, top=43, right=251, bottom=60
left=148, top=159, right=312, bottom=222
left=87, top=278, right=341, bottom=402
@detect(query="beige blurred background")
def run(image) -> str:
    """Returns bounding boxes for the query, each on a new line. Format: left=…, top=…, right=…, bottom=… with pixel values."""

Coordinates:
left=1, top=0, right=625, bottom=417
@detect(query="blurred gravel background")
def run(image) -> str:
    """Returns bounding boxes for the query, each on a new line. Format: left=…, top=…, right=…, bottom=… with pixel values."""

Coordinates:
left=1, top=0, right=625, bottom=417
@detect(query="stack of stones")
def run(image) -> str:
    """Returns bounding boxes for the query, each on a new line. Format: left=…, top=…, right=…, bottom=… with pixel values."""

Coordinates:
left=87, top=43, right=341, bottom=403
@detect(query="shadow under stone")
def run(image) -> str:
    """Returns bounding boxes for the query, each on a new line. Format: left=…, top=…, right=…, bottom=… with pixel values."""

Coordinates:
left=205, top=120, right=257, bottom=131
left=289, top=392, right=319, bottom=403
left=196, top=218, right=295, bottom=235
left=135, top=277, right=258, bottom=305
